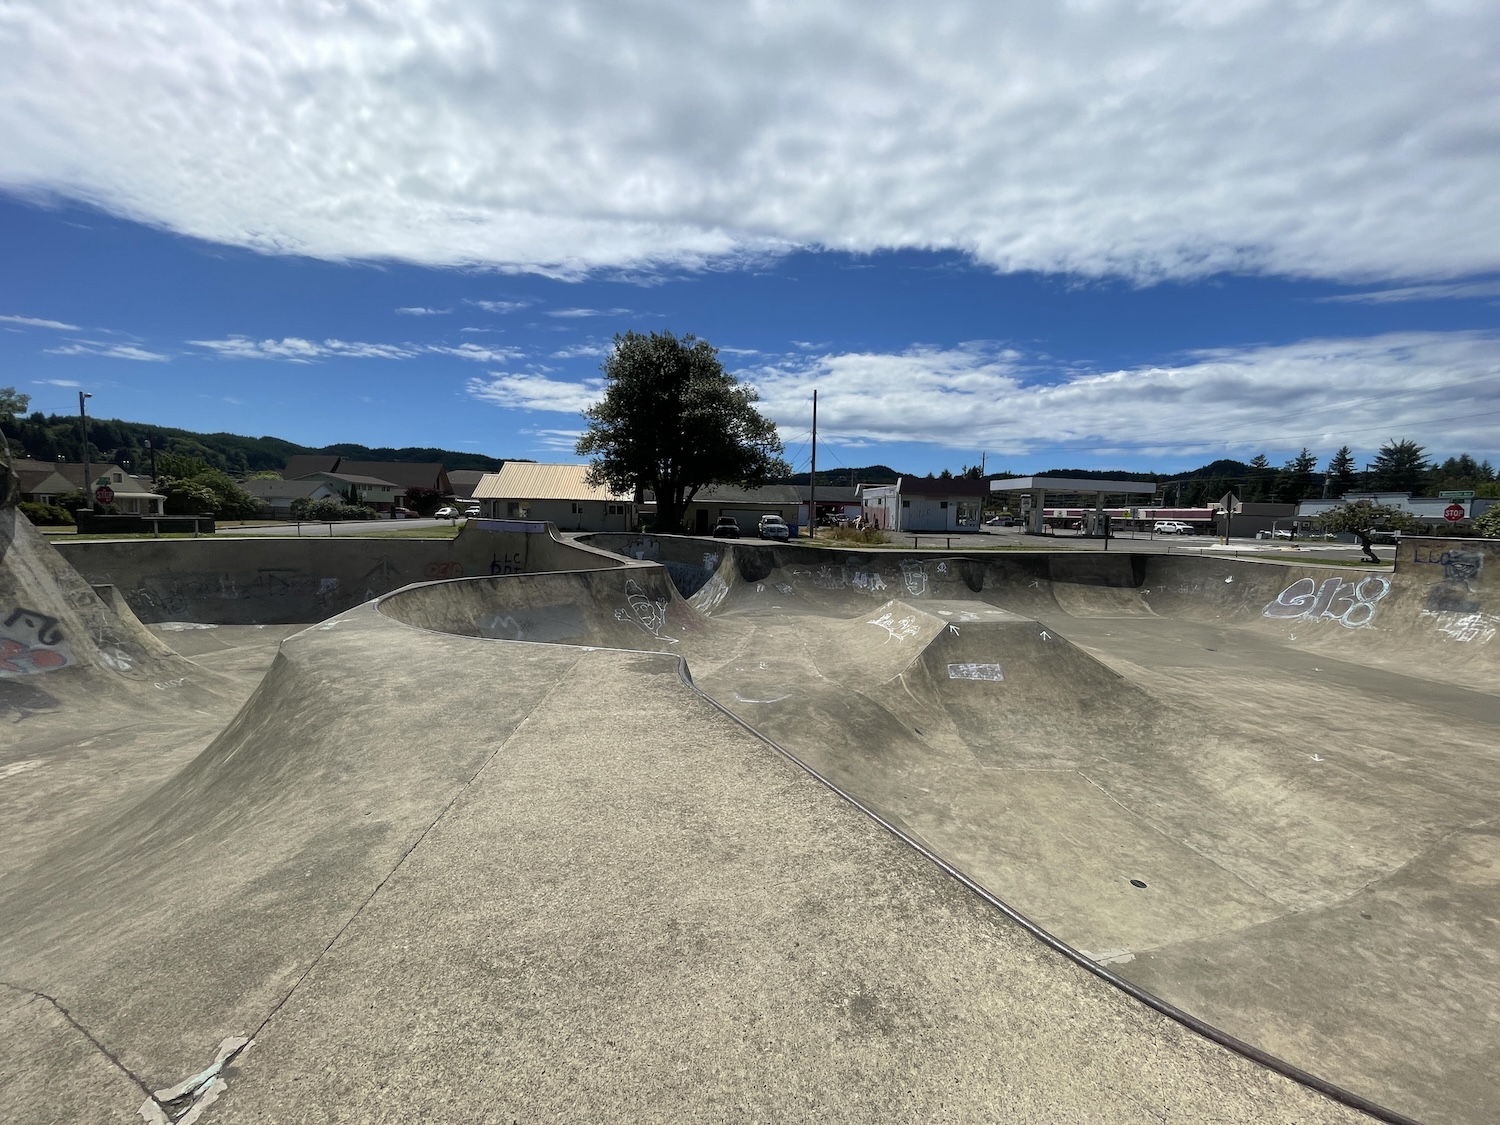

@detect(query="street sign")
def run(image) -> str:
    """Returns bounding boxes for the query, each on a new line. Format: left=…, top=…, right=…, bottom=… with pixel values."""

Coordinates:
left=1444, top=503, right=1465, bottom=522
left=1438, top=490, right=1475, bottom=499
left=1217, top=491, right=1242, bottom=514
left=94, top=485, right=115, bottom=505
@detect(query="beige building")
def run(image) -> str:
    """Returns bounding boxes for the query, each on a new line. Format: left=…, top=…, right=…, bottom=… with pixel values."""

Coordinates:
left=472, top=463, right=636, bottom=532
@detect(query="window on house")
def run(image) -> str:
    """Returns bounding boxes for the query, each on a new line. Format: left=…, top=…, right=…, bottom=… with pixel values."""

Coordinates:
left=902, top=500, right=910, bottom=508
left=940, top=501, right=948, bottom=509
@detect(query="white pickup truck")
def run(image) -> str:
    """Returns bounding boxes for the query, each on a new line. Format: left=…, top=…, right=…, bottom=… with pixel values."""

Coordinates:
left=1153, top=521, right=1195, bottom=535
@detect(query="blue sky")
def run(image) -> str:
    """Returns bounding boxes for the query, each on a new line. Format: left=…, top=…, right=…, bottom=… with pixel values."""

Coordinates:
left=3, top=1, right=1499, bottom=478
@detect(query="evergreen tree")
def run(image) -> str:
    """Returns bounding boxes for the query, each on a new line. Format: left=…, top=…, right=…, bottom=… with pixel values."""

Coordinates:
left=1370, top=439, right=1430, bottom=493
left=1326, top=446, right=1358, bottom=496
left=1274, top=448, right=1319, bottom=503
left=1246, top=454, right=1274, bottom=502
left=1428, top=454, right=1495, bottom=493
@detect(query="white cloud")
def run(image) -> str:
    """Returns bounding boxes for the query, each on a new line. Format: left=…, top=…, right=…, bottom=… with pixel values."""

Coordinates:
left=395, top=306, right=450, bottom=315
left=427, top=343, right=525, bottom=363
left=2, top=313, right=80, bottom=330
left=466, top=299, right=530, bottom=314
left=32, top=378, right=81, bottom=386
left=1320, top=280, right=1500, bottom=304
left=550, top=343, right=610, bottom=359
left=6, top=3, right=1498, bottom=283
left=466, top=372, right=604, bottom=414
left=188, top=335, right=418, bottom=361
left=743, top=332, right=1500, bottom=461
left=45, top=340, right=167, bottom=361
left=525, top=427, right=587, bottom=451
left=546, top=308, right=632, bottom=319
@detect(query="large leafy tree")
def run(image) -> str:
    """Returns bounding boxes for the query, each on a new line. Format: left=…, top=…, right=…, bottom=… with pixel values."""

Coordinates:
left=577, top=331, right=789, bottom=533
left=1370, top=438, right=1430, bottom=493
left=1315, top=499, right=1424, bottom=561
left=1, top=386, right=30, bottom=419
left=154, top=451, right=265, bottom=519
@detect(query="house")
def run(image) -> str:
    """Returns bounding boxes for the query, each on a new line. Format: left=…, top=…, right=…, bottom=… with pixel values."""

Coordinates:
left=282, top=456, right=451, bottom=496
left=239, top=478, right=342, bottom=518
left=292, top=471, right=406, bottom=512
left=862, top=477, right=987, bottom=532
left=471, top=463, right=636, bottom=532
left=13, top=459, right=165, bottom=514
left=681, top=485, right=802, bottom=536
left=447, top=470, right=489, bottom=501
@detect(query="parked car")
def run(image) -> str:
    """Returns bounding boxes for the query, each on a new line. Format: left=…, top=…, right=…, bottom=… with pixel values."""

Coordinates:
left=712, top=516, right=741, bottom=539
left=758, top=514, right=791, bottom=541
left=1153, top=521, right=1194, bottom=535
left=435, top=506, right=460, bottom=519
left=463, top=504, right=481, bottom=517
left=392, top=506, right=416, bottom=519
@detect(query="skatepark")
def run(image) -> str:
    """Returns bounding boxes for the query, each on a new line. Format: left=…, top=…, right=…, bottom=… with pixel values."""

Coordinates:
left=3, top=469, right=1497, bottom=1123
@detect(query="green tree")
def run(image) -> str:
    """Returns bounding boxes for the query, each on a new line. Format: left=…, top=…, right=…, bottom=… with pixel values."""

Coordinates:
left=1325, top=445, right=1357, bottom=496
left=1315, top=500, right=1424, bottom=561
left=1245, top=454, right=1275, bottom=501
left=1, top=386, right=30, bottom=418
left=576, top=331, right=789, bottom=533
left=1370, top=438, right=1429, bottom=492
left=1274, top=448, right=1319, bottom=503
left=1428, top=454, right=1495, bottom=494
left=154, top=451, right=264, bottom=518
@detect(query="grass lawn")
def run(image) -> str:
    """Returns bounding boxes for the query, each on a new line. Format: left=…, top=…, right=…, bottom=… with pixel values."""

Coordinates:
left=352, top=524, right=463, bottom=539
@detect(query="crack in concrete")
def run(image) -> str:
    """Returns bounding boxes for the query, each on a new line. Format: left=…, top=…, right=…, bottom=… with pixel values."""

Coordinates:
left=1, top=981, right=159, bottom=1104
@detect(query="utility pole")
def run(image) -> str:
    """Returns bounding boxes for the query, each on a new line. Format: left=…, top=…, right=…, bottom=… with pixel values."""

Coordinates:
left=78, top=391, right=93, bottom=511
left=809, top=389, right=818, bottom=540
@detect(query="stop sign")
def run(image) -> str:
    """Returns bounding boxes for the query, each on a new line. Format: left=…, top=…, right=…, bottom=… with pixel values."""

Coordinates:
left=1444, top=503, right=1465, bottom=522
left=94, top=485, right=115, bottom=505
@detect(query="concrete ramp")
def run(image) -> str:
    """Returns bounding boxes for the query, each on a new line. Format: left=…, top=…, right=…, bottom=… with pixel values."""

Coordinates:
left=0, top=506, right=223, bottom=717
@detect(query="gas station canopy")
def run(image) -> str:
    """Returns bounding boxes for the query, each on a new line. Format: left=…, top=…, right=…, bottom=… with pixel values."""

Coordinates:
left=989, top=476, right=1157, bottom=535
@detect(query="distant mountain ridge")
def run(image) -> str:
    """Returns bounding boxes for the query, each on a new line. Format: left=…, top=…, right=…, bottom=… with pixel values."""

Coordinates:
left=2, top=413, right=509, bottom=475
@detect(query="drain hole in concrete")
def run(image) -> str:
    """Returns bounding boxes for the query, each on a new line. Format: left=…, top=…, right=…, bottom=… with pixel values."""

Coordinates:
left=1130, top=879, right=1147, bottom=888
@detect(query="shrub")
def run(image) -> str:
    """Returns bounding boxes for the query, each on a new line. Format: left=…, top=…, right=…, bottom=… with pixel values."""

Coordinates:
left=300, top=497, right=380, bottom=522
left=1474, top=505, right=1500, bottom=539
left=18, top=501, right=75, bottom=526
left=819, top=526, right=889, bottom=545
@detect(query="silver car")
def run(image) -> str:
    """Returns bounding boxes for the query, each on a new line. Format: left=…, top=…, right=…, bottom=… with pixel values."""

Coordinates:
left=758, top=515, right=791, bottom=540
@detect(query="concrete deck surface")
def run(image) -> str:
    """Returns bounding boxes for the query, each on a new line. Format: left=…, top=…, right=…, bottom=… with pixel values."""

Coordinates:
left=5, top=513, right=1498, bottom=1124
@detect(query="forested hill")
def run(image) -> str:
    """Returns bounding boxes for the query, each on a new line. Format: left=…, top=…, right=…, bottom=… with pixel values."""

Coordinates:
left=784, top=465, right=901, bottom=485
left=2, top=413, right=508, bottom=474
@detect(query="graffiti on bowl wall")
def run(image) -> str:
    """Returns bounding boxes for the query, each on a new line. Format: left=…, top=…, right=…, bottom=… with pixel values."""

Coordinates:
left=1263, top=575, right=1391, bottom=629
left=0, top=607, right=73, bottom=676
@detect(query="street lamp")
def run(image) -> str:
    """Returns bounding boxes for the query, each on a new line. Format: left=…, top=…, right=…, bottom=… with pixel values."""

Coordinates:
left=78, top=391, right=93, bottom=512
